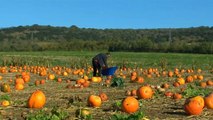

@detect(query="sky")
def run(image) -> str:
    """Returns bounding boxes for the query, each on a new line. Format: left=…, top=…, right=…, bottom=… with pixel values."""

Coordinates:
left=0, top=0, right=213, bottom=29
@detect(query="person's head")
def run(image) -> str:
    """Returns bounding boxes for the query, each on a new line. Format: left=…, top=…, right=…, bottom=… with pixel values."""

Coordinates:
left=106, top=52, right=111, bottom=58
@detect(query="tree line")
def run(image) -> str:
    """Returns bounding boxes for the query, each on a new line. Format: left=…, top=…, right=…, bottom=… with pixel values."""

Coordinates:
left=0, top=24, right=213, bottom=54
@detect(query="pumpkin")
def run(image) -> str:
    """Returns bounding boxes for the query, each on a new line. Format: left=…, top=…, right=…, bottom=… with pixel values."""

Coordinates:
left=186, top=75, right=193, bottom=83
left=164, top=91, right=173, bottom=97
left=88, top=95, right=101, bottom=107
left=91, top=77, right=102, bottom=83
left=40, top=79, right=45, bottom=84
left=57, top=78, right=62, bottom=83
left=131, top=89, right=137, bottom=96
left=99, top=92, right=108, bottom=101
left=15, top=77, right=25, bottom=84
left=28, top=90, right=46, bottom=108
left=137, top=86, right=153, bottom=99
left=204, top=93, right=213, bottom=109
left=206, top=80, right=213, bottom=86
left=1, top=83, right=11, bottom=92
left=131, top=71, right=137, bottom=76
left=82, top=81, right=90, bottom=87
left=1, top=100, right=10, bottom=107
left=168, top=71, right=173, bottom=77
left=200, top=82, right=207, bottom=88
left=191, top=96, right=205, bottom=108
left=173, top=82, right=180, bottom=87
left=177, top=77, right=185, bottom=85
left=83, top=75, right=89, bottom=80
left=184, top=97, right=203, bottom=115
left=35, top=80, right=40, bottom=86
left=173, top=93, right=182, bottom=100
left=122, top=96, right=139, bottom=114
left=161, top=83, right=169, bottom=89
left=63, top=71, right=68, bottom=76
left=15, top=83, right=24, bottom=90
left=22, top=74, right=30, bottom=82
left=76, top=79, right=85, bottom=85
left=130, top=75, right=137, bottom=81
left=48, top=74, right=55, bottom=80
left=193, top=75, right=198, bottom=80
left=136, top=76, right=144, bottom=83
left=197, top=75, right=203, bottom=80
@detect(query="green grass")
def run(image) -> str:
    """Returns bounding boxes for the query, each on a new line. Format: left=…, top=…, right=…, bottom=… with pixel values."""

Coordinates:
left=0, top=51, right=212, bottom=70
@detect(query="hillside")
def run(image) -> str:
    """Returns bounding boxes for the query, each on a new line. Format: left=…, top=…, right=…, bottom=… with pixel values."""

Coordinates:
left=0, top=25, right=213, bottom=53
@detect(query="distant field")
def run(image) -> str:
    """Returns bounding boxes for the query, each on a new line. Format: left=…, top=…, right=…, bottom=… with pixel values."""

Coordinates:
left=0, top=51, right=212, bottom=70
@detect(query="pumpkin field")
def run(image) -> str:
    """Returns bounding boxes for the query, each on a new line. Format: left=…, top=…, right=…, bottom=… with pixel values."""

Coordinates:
left=0, top=51, right=212, bottom=120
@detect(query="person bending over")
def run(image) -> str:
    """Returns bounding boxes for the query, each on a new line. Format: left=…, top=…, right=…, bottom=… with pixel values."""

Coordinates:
left=92, top=52, right=110, bottom=77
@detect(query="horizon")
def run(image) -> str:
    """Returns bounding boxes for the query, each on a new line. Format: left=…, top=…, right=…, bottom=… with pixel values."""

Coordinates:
left=0, top=24, right=212, bottom=30
left=1, top=0, right=213, bottom=29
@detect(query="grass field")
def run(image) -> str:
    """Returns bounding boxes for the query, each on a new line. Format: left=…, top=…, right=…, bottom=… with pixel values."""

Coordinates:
left=0, top=51, right=212, bottom=70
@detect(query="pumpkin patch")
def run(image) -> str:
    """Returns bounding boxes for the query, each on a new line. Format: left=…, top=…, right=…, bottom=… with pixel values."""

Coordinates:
left=0, top=52, right=212, bottom=119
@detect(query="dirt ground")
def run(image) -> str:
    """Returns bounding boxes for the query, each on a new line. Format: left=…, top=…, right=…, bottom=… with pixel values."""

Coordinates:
left=0, top=69, right=213, bottom=120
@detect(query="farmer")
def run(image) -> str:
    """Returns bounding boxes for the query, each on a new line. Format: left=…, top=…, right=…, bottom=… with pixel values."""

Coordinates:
left=92, top=52, right=110, bottom=77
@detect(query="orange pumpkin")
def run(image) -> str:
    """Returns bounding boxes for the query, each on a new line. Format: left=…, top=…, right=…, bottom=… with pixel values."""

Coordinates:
left=173, top=82, right=180, bottom=87
left=1, top=100, right=10, bottom=107
left=28, top=90, right=46, bottom=108
left=35, top=80, right=40, bottom=86
left=88, top=95, right=102, bottom=107
left=184, top=97, right=203, bottom=115
left=206, top=80, right=213, bottom=86
left=40, top=79, right=45, bottom=84
left=168, top=71, right=173, bottom=77
left=161, top=83, right=169, bottom=89
left=191, top=96, right=205, bottom=108
left=186, top=75, right=193, bottom=83
left=99, top=92, right=108, bottom=101
left=200, top=82, right=207, bottom=88
left=177, top=77, right=185, bottom=85
left=122, top=96, right=139, bottom=114
left=173, top=93, right=182, bottom=100
left=164, top=91, right=173, bottom=97
left=204, top=93, right=213, bottom=109
left=197, top=75, right=203, bottom=80
left=76, top=79, right=85, bottom=85
left=91, top=77, right=102, bottom=83
left=83, top=75, right=89, bottom=80
left=57, top=78, right=62, bottom=83
left=15, top=83, right=24, bottom=90
left=22, top=74, right=30, bottom=82
left=131, top=71, right=137, bottom=76
left=15, top=77, right=25, bottom=84
left=130, top=75, right=137, bottom=81
left=136, top=76, right=144, bottom=83
left=48, top=74, right=55, bottom=80
left=131, top=89, right=137, bottom=96
left=82, top=81, right=90, bottom=87
left=137, top=86, right=153, bottom=99
left=63, top=71, right=68, bottom=76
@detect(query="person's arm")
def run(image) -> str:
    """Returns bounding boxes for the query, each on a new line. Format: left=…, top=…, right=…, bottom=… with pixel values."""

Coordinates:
left=103, top=56, right=108, bottom=68
left=98, top=54, right=108, bottom=68
left=98, top=58, right=106, bottom=68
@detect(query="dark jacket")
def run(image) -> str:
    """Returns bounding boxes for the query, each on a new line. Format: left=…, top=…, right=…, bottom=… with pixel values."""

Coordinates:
left=92, top=53, right=108, bottom=67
